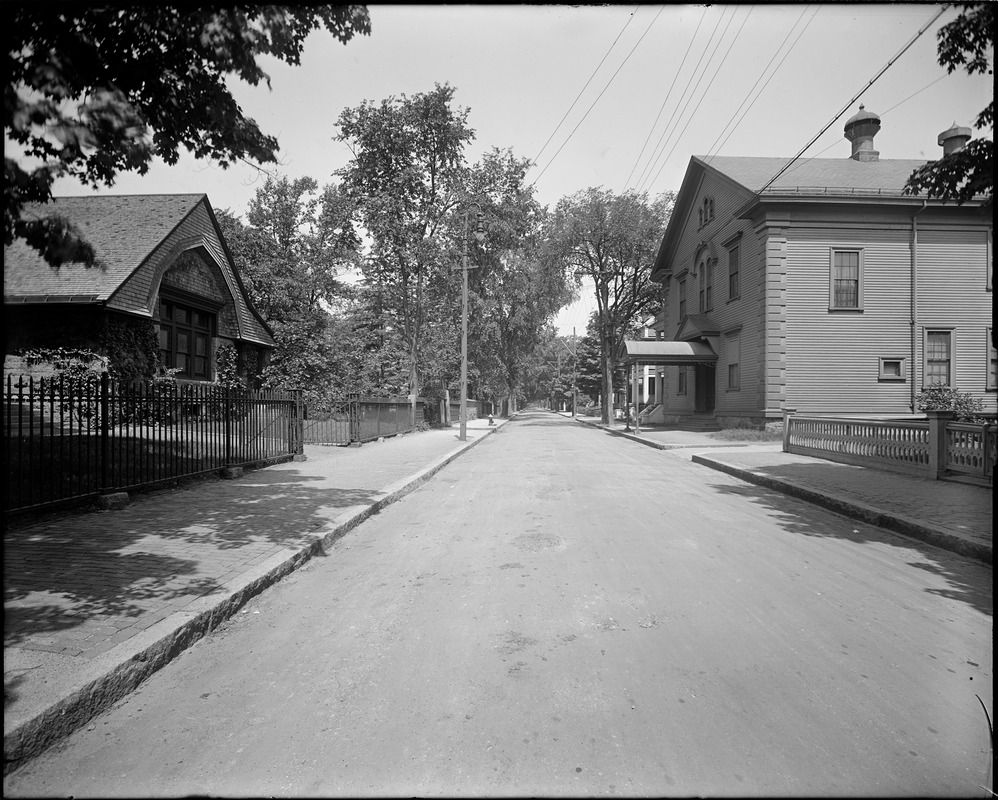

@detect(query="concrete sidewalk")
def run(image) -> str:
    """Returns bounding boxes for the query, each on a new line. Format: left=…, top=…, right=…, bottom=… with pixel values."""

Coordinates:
left=566, top=412, right=992, bottom=566
left=4, top=416, right=511, bottom=775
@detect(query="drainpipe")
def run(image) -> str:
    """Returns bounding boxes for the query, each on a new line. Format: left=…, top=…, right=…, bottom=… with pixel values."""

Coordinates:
left=910, top=201, right=927, bottom=413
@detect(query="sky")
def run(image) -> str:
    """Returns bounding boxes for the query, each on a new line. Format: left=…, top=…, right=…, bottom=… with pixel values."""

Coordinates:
left=41, top=3, right=994, bottom=335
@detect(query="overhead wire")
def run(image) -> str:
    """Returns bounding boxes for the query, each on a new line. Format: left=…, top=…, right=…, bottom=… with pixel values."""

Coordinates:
left=621, top=5, right=709, bottom=191
left=528, top=5, right=666, bottom=191
left=703, top=5, right=818, bottom=162
left=528, top=6, right=640, bottom=173
left=643, top=5, right=756, bottom=193
left=630, top=6, right=733, bottom=194
left=755, top=4, right=949, bottom=195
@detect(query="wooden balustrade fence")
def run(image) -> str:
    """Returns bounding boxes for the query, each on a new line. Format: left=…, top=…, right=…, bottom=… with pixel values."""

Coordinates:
left=784, top=411, right=995, bottom=484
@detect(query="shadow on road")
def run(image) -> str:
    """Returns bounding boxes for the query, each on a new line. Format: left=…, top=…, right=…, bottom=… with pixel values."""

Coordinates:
left=707, top=480, right=993, bottom=619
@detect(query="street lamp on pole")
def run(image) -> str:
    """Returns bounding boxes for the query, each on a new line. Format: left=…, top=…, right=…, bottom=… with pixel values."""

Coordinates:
left=460, top=200, right=485, bottom=442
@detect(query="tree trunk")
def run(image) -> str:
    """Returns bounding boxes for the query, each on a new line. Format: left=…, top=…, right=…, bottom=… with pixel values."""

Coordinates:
left=600, top=335, right=613, bottom=426
left=408, top=339, right=419, bottom=430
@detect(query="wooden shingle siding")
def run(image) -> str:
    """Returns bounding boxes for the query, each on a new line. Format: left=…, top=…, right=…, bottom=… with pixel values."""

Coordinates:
left=105, top=199, right=273, bottom=348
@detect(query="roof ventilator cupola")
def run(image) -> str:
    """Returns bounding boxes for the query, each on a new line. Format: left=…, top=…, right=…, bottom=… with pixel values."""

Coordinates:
left=938, top=121, right=972, bottom=156
left=844, top=104, right=881, bottom=162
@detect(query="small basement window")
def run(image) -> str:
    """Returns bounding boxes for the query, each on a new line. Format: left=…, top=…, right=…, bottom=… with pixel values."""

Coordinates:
left=878, top=358, right=906, bottom=381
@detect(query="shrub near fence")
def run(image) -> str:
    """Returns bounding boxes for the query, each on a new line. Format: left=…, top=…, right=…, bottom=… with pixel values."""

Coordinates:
left=4, top=373, right=303, bottom=514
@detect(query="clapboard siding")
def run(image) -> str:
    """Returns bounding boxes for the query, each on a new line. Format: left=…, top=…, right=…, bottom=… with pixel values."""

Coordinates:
left=651, top=156, right=992, bottom=423
left=656, top=170, right=759, bottom=415
left=785, top=227, right=912, bottom=413
left=917, top=227, right=995, bottom=410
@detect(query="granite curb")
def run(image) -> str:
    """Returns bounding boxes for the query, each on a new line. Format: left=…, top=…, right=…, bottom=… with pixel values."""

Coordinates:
left=691, top=454, right=992, bottom=566
left=571, top=416, right=753, bottom=450
left=3, top=417, right=511, bottom=776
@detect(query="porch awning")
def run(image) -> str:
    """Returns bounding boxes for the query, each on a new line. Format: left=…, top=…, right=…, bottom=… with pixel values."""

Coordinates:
left=617, top=339, right=717, bottom=365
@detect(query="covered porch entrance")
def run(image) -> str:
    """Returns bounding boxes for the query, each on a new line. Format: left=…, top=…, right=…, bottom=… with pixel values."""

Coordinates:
left=616, top=339, right=718, bottom=433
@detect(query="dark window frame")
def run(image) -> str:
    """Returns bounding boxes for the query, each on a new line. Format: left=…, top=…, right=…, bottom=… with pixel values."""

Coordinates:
left=159, top=293, right=218, bottom=381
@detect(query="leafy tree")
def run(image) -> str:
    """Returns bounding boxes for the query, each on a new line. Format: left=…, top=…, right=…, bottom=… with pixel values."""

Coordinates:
left=458, top=148, right=570, bottom=415
left=541, top=188, right=674, bottom=424
left=904, top=3, right=993, bottom=211
left=523, top=330, right=581, bottom=411
left=5, top=5, right=371, bottom=266
left=335, top=83, right=475, bottom=425
left=216, top=175, right=360, bottom=406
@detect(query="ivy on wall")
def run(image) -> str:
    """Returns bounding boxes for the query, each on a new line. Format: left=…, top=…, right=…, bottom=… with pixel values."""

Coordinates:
left=214, top=342, right=244, bottom=390
left=98, top=317, right=160, bottom=382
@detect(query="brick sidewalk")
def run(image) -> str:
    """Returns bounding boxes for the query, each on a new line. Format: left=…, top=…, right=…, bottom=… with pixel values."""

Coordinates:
left=691, top=449, right=992, bottom=551
left=4, top=417, right=504, bottom=773
left=566, top=412, right=991, bottom=564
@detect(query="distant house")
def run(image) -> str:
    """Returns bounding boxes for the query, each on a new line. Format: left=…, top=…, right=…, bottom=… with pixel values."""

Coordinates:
left=622, top=109, right=994, bottom=429
left=4, top=194, right=275, bottom=385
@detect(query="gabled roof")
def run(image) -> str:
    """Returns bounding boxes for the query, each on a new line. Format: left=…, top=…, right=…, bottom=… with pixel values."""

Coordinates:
left=4, top=194, right=208, bottom=300
left=652, top=153, right=947, bottom=280
left=676, top=313, right=719, bottom=341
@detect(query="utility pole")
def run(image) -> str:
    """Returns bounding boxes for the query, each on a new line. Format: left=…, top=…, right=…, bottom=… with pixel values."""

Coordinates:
left=572, top=326, right=578, bottom=416
left=555, top=329, right=578, bottom=416
left=459, top=199, right=485, bottom=442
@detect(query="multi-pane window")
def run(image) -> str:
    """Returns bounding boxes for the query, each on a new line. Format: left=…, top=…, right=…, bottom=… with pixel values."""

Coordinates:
left=728, top=245, right=739, bottom=299
left=677, top=368, right=687, bottom=395
left=831, top=249, right=863, bottom=309
left=678, top=278, right=687, bottom=320
left=159, top=298, right=214, bottom=380
left=924, top=330, right=952, bottom=386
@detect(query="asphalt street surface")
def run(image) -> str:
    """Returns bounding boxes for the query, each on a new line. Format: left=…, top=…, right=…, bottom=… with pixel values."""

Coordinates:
left=4, top=410, right=993, bottom=797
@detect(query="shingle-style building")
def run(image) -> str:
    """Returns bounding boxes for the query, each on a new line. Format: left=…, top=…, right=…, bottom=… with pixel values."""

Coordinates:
left=623, top=109, right=994, bottom=429
left=4, top=194, right=275, bottom=384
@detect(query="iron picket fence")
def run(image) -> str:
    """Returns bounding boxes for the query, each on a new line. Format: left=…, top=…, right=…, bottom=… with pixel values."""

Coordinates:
left=4, top=373, right=304, bottom=514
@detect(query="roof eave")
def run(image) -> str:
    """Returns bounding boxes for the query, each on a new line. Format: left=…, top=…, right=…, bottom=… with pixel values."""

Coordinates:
left=736, top=192, right=985, bottom=219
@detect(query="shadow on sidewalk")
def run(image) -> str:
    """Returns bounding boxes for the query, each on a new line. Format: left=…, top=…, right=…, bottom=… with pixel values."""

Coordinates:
left=705, top=479, right=993, bottom=619
left=4, top=469, right=383, bottom=655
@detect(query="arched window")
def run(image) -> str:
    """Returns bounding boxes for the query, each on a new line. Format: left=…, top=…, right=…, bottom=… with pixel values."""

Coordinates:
left=698, top=197, right=715, bottom=229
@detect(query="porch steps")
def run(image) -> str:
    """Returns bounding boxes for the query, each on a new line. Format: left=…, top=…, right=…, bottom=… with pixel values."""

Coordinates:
left=678, top=415, right=722, bottom=432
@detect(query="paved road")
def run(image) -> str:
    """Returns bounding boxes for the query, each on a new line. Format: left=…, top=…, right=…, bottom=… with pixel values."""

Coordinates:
left=4, top=411, right=993, bottom=797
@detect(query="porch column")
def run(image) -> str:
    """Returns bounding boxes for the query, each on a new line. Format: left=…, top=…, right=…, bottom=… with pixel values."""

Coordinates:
left=633, top=362, right=641, bottom=434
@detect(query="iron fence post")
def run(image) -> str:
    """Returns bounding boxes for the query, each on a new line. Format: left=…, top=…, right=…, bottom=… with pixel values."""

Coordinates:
left=294, top=390, right=305, bottom=456
left=225, top=386, right=233, bottom=465
left=99, top=372, right=110, bottom=492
